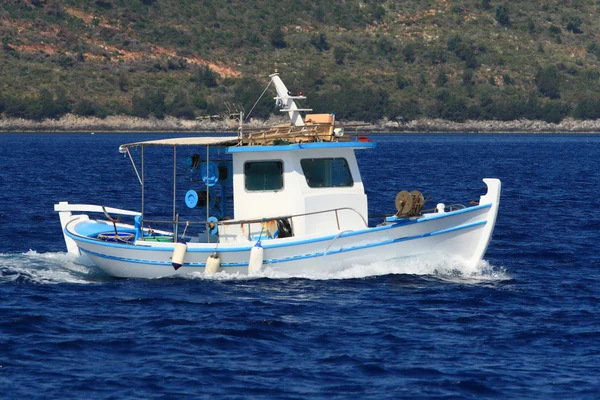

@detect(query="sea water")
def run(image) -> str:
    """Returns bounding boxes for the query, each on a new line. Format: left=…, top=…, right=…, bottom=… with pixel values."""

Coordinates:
left=1, top=133, right=599, bottom=398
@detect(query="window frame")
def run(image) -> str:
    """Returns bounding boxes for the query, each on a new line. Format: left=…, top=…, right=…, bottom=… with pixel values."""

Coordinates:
left=243, top=160, right=285, bottom=192
left=300, top=157, right=354, bottom=189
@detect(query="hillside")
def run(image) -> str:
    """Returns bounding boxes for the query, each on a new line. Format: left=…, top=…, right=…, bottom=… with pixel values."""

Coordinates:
left=2, top=0, right=600, bottom=125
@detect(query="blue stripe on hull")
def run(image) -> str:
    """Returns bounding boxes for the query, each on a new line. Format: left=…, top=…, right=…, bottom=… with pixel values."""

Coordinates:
left=78, top=220, right=486, bottom=269
left=68, top=203, right=492, bottom=253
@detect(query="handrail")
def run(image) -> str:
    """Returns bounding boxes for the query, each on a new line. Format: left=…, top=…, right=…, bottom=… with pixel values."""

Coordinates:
left=144, top=206, right=369, bottom=230
left=219, top=207, right=369, bottom=229
left=58, top=202, right=369, bottom=233
left=54, top=202, right=141, bottom=216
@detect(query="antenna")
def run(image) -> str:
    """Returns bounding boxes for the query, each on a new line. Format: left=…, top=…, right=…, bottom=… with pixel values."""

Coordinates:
left=269, top=73, right=312, bottom=126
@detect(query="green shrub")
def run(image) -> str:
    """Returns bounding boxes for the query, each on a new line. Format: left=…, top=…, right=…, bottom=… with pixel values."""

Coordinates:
left=535, top=66, right=561, bottom=99
left=333, top=46, right=347, bottom=65
left=73, top=99, right=97, bottom=117
left=562, top=12, right=583, bottom=33
left=495, top=5, right=510, bottom=26
left=270, top=26, right=287, bottom=48
left=402, top=43, right=416, bottom=63
left=310, top=32, right=330, bottom=51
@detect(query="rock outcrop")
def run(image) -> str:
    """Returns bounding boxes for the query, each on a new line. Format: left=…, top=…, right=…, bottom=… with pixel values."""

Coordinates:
left=1, top=114, right=599, bottom=133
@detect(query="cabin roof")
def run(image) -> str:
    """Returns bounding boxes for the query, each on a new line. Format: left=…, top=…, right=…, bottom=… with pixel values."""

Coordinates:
left=119, top=136, right=239, bottom=152
left=118, top=136, right=375, bottom=153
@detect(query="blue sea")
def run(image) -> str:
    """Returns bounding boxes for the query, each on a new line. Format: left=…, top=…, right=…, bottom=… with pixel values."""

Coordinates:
left=1, top=132, right=599, bottom=399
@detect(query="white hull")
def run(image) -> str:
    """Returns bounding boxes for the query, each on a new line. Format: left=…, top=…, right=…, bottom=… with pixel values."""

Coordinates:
left=58, top=179, right=501, bottom=279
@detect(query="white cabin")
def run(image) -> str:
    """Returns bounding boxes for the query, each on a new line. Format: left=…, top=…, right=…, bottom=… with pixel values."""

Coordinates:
left=217, top=141, right=375, bottom=242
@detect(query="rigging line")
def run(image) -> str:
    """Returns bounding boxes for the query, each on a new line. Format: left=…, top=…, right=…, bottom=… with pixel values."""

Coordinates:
left=244, top=80, right=273, bottom=122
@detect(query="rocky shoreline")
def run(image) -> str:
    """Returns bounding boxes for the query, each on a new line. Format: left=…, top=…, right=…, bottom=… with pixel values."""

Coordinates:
left=1, top=114, right=600, bottom=133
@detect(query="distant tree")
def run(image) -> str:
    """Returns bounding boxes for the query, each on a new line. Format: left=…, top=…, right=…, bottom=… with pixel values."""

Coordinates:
left=3, top=96, right=29, bottom=119
left=73, top=99, right=97, bottom=116
left=0, top=94, right=5, bottom=114
left=310, top=32, right=330, bottom=51
left=95, top=1, right=113, bottom=10
left=377, top=37, right=396, bottom=60
left=586, top=69, right=600, bottom=81
left=549, top=25, right=562, bottom=35
left=467, top=104, right=482, bottom=120
left=55, top=87, right=71, bottom=115
left=527, top=18, right=536, bottom=33
left=132, top=89, right=166, bottom=119
left=25, top=89, right=57, bottom=120
left=2, top=36, right=12, bottom=51
left=447, top=34, right=463, bottom=52
left=389, top=100, right=421, bottom=122
left=480, top=0, right=491, bottom=10
left=119, top=71, right=128, bottom=92
left=448, top=35, right=477, bottom=67
left=431, top=90, right=468, bottom=122
left=301, top=65, right=325, bottom=90
left=424, top=46, right=447, bottom=64
left=573, top=97, right=600, bottom=119
left=463, top=69, right=474, bottom=86
left=234, top=78, right=273, bottom=120
left=371, top=5, right=386, bottom=21
left=495, top=96, right=525, bottom=121
left=58, top=54, right=75, bottom=69
left=540, top=100, right=569, bottom=123
left=562, top=12, right=583, bottom=33
left=465, top=53, right=479, bottom=69
left=535, top=66, right=561, bottom=99
left=270, top=26, right=287, bottom=49
left=523, top=91, right=541, bottom=120
left=193, top=95, right=208, bottom=111
left=167, top=91, right=195, bottom=119
left=333, top=46, right=347, bottom=65
left=435, top=69, right=448, bottom=86
left=495, top=5, right=510, bottom=26
left=587, top=42, right=600, bottom=59
left=396, top=72, right=410, bottom=89
left=402, top=43, right=416, bottom=63
left=198, top=66, right=218, bottom=88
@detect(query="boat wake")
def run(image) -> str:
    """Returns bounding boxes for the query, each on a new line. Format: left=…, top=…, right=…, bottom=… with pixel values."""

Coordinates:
left=0, top=251, right=104, bottom=284
left=0, top=251, right=509, bottom=285
left=183, top=255, right=510, bottom=284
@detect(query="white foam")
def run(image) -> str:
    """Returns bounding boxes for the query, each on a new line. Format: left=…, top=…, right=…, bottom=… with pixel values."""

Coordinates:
left=0, top=251, right=509, bottom=284
left=0, top=251, right=102, bottom=284
left=180, top=255, right=510, bottom=283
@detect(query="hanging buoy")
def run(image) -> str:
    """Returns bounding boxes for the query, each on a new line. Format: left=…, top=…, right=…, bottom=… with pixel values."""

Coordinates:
left=172, top=242, right=187, bottom=270
left=207, top=216, right=219, bottom=235
left=205, top=253, right=221, bottom=274
left=248, top=241, right=264, bottom=274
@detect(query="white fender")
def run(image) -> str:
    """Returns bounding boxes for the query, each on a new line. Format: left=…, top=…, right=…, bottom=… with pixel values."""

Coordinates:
left=205, top=254, right=221, bottom=274
left=172, top=242, right=187, bottom=270
left=248, top=242, right=264, bottom=274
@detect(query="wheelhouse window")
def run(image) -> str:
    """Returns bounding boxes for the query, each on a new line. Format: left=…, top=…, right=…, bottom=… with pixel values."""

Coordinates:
left=244, top=161, right=284, bottom=191
left=301, top=158, right=353, bottom=188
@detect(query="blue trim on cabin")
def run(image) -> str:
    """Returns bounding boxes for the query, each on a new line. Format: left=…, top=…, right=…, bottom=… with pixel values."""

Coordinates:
left=65, top=203, right=492, bottom=253
left=75, top=219, right=486, bottom=269
left=226, top=141, right=376, bottom=153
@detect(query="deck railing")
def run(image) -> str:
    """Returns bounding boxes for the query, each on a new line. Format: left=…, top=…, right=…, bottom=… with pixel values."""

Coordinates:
left=142, top=206, right=369, bottom=242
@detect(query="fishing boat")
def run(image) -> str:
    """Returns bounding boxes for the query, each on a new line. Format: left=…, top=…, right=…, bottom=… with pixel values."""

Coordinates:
left=54, top=73, right=501, bottom=278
